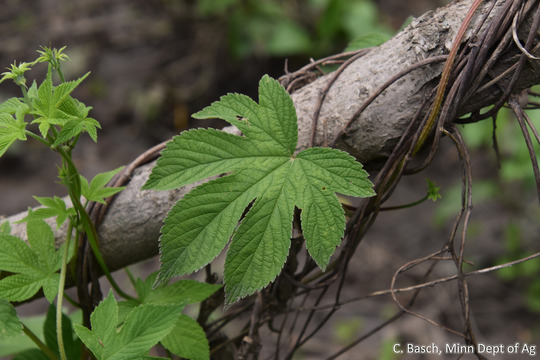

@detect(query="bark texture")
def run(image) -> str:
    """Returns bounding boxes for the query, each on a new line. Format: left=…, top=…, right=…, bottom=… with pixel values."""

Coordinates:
left=3, top=0, right=539, bottom=273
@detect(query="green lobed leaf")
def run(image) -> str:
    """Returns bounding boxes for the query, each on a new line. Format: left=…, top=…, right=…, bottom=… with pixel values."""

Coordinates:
left=17, top=196, right=76, bottom=228
left=54, top=116, right=101, bottom=146
left=80, top=166, right=125, bottom=204
left=0, top=299, right=22, bottom=338
left=119, top=274, right=217, bottom=326
left=0, top=112, right=27, bottom=157
left=0, top=234, right=41, bottom=274
left=30, top=70, right=89, bottom=138
left=54, top=96, right=99, bottom=145
left=145, top=75, right=375, bottom=305
left=75, top=291, right=186, bottom=360
left=0, top=220, right=67, bottom=303
left=427, top=179, right=442, bottom=201
left=0, top=273, right=45, bottom=302
left=0, top=97, right=24, bottom=114
left=26, top=81, right=38, bottom=101
left=27, top=219, right=56, bottom=270
left=161, top=314, right=209, bottom=360
left=41, top=277, right=60, bottom=304
left=143, top=128, right=264, bottom=191
left=74, top=291, right=118, bottom=359
left=52, top=73, right=89, bottom=108
left=111, top=304, right=184, bottom=359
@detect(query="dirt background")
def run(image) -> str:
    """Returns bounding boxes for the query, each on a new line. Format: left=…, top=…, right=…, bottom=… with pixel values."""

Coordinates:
left=1, top=0, right=539, bottom=359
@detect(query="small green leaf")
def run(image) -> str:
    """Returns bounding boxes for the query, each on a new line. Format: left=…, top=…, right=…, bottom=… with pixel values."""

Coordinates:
left=17, top=196, right=76, bottom=228
left=112, top=304, right=184, bottom=359
left=26, top=81, right=38, bottom=103
left=75, top=291, right=186, bottom=360
left=344, top=32, right=391, bottom=52
left=0, top=112, right=27, bottom=157
left=54, top=116, right=101, bottom=145
left=0, top=300, right=22, bottom=338
left=74, top=291, right=118, bottom=359
left=30, top=69, right=89, bottom=138
left=52, top=73, right=90, bottom=109
left=161, top=314, right=209, bottom=360
left=0, top=220, right=69, bottom=303
left=80, top=166, right=125, bottom=204
left=427, top=179, right=441, bottom=202
left=145, top=75, right=375, bottom=305
left=53, top=96, right=100, bottom=145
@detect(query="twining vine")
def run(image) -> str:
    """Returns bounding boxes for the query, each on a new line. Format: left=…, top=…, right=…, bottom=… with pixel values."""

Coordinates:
left=271, top=0, right=540, bottom=358
left=76, top=0, right=540, bottom=358
left=2, top=0, right=539, bottom=359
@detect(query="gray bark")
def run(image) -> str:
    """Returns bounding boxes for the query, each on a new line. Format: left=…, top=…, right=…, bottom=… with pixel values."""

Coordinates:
left=2, top=0, right=539, bottom=273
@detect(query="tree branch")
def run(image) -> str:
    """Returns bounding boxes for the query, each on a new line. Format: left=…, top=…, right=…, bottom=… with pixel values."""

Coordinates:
left=2, top=0, right=539, bottom=275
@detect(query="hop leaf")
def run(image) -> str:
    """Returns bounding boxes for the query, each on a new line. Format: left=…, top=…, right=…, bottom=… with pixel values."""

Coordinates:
left=0, top=219, right=72, bottom=303
left=144, top=75, right=375, bottom=305
left=74, top=291, right=185, bottom=360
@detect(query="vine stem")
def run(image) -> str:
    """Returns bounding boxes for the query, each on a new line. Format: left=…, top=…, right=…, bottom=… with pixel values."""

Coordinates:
left=56, top=221, right=74, bottom=360
left=22, top=323, right=59, bottom=360
left=56, top=146, right=136, bottom=302
left=379, top=193, right=429, bottom=211
left=413, top=0, right=484, bottom=154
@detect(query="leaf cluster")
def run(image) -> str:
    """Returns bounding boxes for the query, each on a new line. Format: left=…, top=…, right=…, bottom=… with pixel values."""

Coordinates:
left=0, top=46, right=228, bottom=360
left=0, top=47, right=99, bottom=158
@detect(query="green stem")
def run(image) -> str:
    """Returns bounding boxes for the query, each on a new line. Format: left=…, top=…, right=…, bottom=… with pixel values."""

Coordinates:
left=22, top=323, right=59, bottom=360
left=380, top=194, right=429, bottom=211
left=25, top=130, right=51, bottom=147
left=124, top=267, right=137, bottom=289
left=62, top=292, right=80, bottom=308
left=56, top=66, right=66, bottom=83
left=56, top=221, right=74, bottom=360
left=20, top=86, right=33, bottom=111
left=56, top=146, right=136, bottom=301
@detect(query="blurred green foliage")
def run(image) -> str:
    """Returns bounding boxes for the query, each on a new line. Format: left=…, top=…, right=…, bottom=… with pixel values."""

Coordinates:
left=196, top=0, right=393, bottom=58
left=496, top=222, right=540, bottom=312
left=332, top=317, right=364, bottom=344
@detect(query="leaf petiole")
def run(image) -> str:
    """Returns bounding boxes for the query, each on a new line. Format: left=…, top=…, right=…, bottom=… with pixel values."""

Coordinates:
left=25, top=130, right=51, bottom=147
left=379, top=194, right=430, bottom=211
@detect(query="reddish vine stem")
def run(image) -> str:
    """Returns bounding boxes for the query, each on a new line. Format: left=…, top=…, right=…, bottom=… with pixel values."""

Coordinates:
left=413, top=0, right=485, bottom=154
